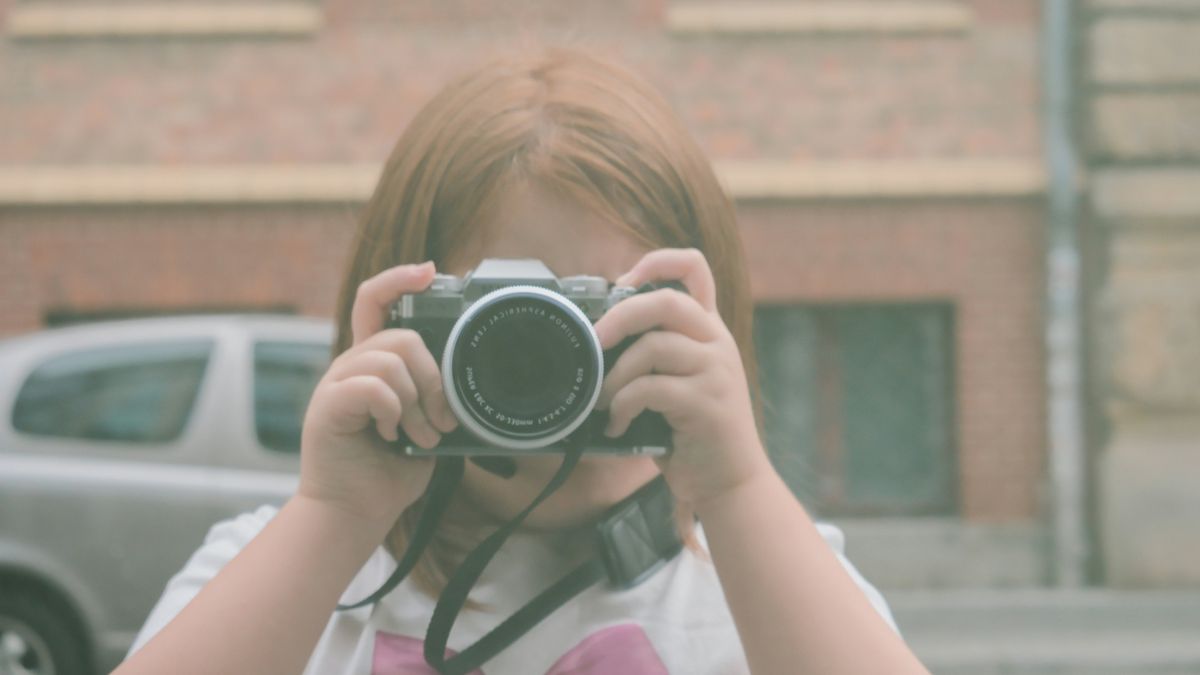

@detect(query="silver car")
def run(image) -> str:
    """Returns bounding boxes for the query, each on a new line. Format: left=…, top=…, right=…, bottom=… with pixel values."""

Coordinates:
left=0, top=315, right=333, bottom=675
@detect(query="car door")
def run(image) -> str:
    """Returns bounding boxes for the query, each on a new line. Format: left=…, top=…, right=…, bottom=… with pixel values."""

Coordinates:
left=204, top=320, right=330, bottom=512
left=0, top=329, right=240, bottom=668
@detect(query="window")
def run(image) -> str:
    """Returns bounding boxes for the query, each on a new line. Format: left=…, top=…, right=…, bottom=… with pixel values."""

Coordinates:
left=754, top=304, right=957, bottom=517
left=253, top=341, right=329, bottom=454
left=13, top=340, right=214, bottom=444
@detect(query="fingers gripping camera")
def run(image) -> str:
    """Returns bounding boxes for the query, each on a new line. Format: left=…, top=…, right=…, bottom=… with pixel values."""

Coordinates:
left=387, top=259, right=676, bottom=456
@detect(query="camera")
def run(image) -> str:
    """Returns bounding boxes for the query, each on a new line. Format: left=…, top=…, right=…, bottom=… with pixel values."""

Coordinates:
left=386, top=258, right=675, bottom=456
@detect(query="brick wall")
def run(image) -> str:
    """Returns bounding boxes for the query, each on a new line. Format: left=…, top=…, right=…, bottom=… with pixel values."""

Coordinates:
left=0, top=206, right=356, bottom=328
left=0, top=196, right=1048, bottom=525
left=0, top=0, right=1046, bottom=536
left=0, top=0, right=1039, bottom=164
left=742, top=199, right=1046, bottom=521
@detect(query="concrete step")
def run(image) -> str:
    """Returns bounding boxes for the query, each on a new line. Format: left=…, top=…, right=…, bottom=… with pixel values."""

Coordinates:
left=887, top=589, right=1200, bottom=675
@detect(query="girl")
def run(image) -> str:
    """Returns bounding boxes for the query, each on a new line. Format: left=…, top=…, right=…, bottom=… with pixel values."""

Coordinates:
left=119, top=48, right=929, bottom=675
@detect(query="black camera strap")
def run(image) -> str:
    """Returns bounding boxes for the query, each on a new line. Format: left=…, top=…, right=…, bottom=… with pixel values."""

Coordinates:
left=336, top=455, right=466, bottom=610
left=337, top=442, right=683, bottom=675
left=423, top=442, right=586, bottom=674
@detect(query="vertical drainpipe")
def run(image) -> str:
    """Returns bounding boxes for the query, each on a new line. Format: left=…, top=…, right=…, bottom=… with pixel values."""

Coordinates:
left=1042, top=0, right=1088, bottom=587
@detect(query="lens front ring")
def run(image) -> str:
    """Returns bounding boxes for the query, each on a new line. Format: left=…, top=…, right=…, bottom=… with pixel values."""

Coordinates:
left=441, top=285, right=604, bottom=451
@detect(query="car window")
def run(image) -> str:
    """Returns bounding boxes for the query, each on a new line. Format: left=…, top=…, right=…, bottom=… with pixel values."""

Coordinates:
left=254, top=341, right=328, bottom=454
left=12, top=340, right=214, bottom=444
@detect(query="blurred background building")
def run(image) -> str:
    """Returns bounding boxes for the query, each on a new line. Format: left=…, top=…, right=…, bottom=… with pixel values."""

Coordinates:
left=1, top=0, right=1199, bottom=671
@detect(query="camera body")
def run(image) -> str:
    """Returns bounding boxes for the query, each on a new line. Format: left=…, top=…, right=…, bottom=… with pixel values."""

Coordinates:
left=387, top=258, right=674, bottom=456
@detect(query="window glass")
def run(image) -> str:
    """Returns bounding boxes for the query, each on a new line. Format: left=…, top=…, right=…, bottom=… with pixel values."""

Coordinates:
left=254, top=341, right=328, bottom=454
left=13, top=340, right=214, bottom=444
left=754, top=304, right=956, bottom=517
left=836, top=306, right=955, bottom=513
left=753, top=308, right=822, bottom=506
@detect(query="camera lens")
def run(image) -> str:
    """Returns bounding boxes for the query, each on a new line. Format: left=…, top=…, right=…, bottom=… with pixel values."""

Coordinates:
left=442, top=286, right=603, bottom=449
left=474, top=317, right=574, bottom=416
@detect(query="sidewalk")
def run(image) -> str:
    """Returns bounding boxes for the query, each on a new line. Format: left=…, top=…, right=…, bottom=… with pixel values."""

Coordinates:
left=889, top=588, right=1200, bottom=675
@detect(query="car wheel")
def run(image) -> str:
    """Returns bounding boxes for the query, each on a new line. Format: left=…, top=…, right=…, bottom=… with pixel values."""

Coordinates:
left=0, top=584, right=90, bottom=675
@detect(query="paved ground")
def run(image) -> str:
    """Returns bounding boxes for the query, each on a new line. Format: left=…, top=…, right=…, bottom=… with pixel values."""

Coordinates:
left=888, top=589, right=1200, bottom=674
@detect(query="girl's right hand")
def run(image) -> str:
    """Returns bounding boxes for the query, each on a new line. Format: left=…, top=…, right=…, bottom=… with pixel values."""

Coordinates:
left=297, top=261, right=459, bottom=533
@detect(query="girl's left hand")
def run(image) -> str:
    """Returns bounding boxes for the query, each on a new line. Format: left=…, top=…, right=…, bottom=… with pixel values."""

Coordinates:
left=594, top=248, right=775, bottom=520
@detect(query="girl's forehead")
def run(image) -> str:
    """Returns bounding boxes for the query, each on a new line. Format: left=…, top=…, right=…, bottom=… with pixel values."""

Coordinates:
left=447, top=185, right=650, bottom=280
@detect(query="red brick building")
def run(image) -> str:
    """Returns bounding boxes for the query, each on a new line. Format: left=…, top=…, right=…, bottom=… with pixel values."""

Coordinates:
left=0, top=0, right=1048, bottom=587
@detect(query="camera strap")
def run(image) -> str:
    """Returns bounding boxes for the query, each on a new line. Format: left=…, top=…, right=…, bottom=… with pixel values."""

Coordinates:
left=337, top=442, right=683, bottom=675
left=336, top=455, right=467, bottom=610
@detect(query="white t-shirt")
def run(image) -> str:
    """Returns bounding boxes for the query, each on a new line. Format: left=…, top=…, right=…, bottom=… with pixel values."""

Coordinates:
left=128, top=505, right=899, bottom=674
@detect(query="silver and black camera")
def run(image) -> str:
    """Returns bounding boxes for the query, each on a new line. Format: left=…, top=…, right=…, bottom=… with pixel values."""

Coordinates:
left=387, top=258, right=675, bottom=456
